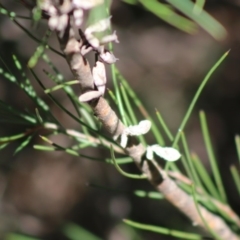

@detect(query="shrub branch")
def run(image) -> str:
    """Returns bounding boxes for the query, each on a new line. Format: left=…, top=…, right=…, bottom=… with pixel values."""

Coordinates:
left=57, top=25, right=239, bottom=240
left=33, top=0, right=240, bottom=239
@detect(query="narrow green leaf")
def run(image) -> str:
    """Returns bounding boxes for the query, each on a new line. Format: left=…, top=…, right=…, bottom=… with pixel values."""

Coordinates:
left=65, top=148, right=79, bottom=156
left=134, top=190, right=163, bottom=199
left=71, top=141, right=97, bottom=150
left=28, top=45, right=44, bottom=68
left=110, top=145, right=147, bottom=179
left=191, top=153, right=220, bottom=199
left=199, top=111, right=227, bottom=202
left=107, top=88, right=117, bottom=103
left=39, top=135, right=53, bottom=144
left=79, top=107, right=97, bottom=130
left=32, top=4, right=42, bottom=23
left=119, top=83, right=137, bottom=125
left=105, top=19, right=127, bottom=126
left=14, top=135, right=33, bottom=155
left=11, top=55, right=50, bottom=112
left=39, top=135, right=80, bottom=156
left=172, top=50, right=229, bottom=148
left=62, top=223, right=102, bottom=240
left=180, top=132, right=202, bottom=188
left=123, top=219, right=202, bottom=239
left=230, top=165, right=240, bottom=195
left=155, top=109, right=173, bottom=142
left=139, top=0, right=196, bottom=34
left=0, top=69, right=16, bottom=83
left=44, top=80, right=79, bottom=94
left=0, top=132, right=27, bottom=143
left=111, top=64, right=127, bottom=125
left=35, top=108, right=43, bottom=124
left=12, top=54, right=22, bottom=70
left=178, top=155, right=192, bottom=181
left=34, top=145, right=56, bottom=151
left=105, top=157, right=133, bottom=164
left=0, top=143, right=8, bottom=150
left=235, top=135, right=240, bottom=165
left=193, top=0, right=205, bottom=15
left=167, top=0, right=226, bottom=40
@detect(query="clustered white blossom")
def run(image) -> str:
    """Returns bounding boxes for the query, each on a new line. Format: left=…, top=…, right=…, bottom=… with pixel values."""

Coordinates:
left=38, top=0, right=118, bottom=102
left=38, top=0, right=181, bottom=162
left=120, top=120, right=181, bottom=162
left=83, top=17, right=119, bottom=64
left=40, top=0, right=104, bottom=32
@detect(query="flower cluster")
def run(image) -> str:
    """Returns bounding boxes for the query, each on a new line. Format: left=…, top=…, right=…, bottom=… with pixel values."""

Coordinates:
left=38, top=0, right=181, bottom=162
left=120, top=120, right=181, bottom=162
left=38, top=0, right=118, bottom=101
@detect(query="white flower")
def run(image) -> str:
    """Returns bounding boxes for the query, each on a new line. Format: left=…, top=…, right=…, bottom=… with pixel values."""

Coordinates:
left=73, top=9, right=83, bottom=27
left=99, top=50, right=118, bottom=64
left=79, top=91, right=102, bottom=102
left=146, top=144, right=181, bottom=162
left=120, top=120, right=151, bottom=148
left=73, top=0, right=104, bottom=9
left=84, top=17, right=118, bottom=53
left=92, top=61, right=107, bottom=95
left=125, top=120, right=151, bottom=136
left=86, top=33, right=100, bottom=48
left=48, top=14, right=68, bottom=32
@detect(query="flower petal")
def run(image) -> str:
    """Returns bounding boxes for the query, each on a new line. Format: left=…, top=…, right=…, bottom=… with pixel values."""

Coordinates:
left=126, top=120, right=151, bottom=136
left=152, top=145, right=181, bottom=161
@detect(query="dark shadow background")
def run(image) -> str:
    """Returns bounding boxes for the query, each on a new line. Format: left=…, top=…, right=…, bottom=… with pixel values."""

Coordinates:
left=0, top=0, right=240, bottom=239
